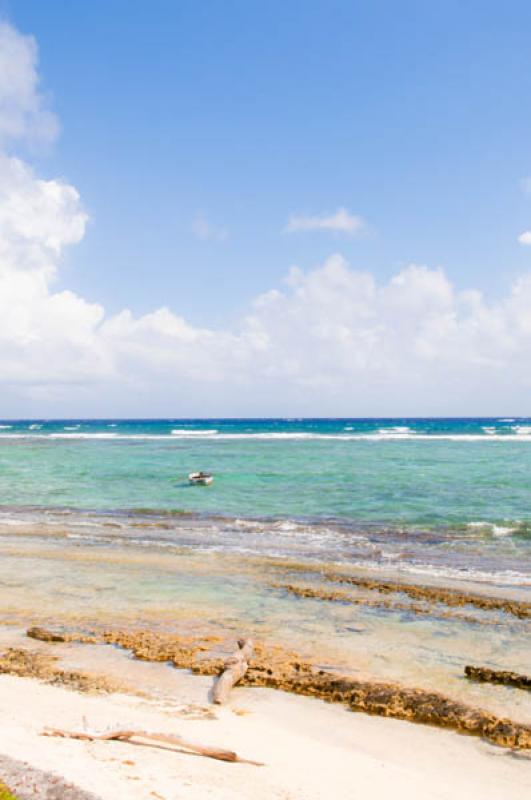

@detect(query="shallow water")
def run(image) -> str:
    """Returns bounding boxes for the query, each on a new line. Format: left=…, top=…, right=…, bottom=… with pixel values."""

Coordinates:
left=0, top=417, right=531, bottom=584
left=1, top=419, right=531, bottom=530
left=0, top=419, right=529, bottom=723
left=0, top=522, right=529, bottom=724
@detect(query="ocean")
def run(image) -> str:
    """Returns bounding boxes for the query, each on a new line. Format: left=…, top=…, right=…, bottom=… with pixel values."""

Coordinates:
left=0, top=417, right=529, bottom=585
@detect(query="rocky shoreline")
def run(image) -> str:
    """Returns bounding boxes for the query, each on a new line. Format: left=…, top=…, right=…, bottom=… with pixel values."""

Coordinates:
left=2, top=625, right=528, bottom=750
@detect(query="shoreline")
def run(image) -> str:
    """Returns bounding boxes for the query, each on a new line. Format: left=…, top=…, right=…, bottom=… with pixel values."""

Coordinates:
left=0, top=644, right=530, bottom=800
left=0, top=511, right=529, bottom=797
left=1, top=506, right=529, bottom=594
left=1, top=621, right=530, bottom=746
left=0, top=524, right=529, bottom=725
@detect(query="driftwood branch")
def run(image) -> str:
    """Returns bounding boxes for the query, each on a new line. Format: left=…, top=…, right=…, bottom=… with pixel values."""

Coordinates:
left=42, top=727, right=263, bottom=765
left=213, top=638, right=254, bottom=705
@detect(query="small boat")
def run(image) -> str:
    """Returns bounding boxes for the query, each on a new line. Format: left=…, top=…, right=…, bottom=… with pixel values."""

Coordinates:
left=188, top=471, right=213, bottom=486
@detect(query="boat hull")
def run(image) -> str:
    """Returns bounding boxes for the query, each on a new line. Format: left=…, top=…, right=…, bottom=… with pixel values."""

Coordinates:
left=188, top=473, right=213, bottom=486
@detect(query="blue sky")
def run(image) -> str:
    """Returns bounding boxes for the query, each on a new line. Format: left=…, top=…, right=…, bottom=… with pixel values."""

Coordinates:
left=6, top=0, right=531, bottom=321
left=1, top=1, right=531, bottom=415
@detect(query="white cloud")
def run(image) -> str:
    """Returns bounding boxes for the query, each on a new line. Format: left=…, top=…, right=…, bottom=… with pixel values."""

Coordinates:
left=0, top=22, right=58, bottom=145
left=5, top=179, right=531, bottom=412
left=518, top=231, right=531, bottom=245
left=284, top=207, right=366, bottom=235
left=2, top=21, right=531, bottom=415
left=0, top=153, right=109, bottom=386
left=192, top=213, right=228, bottom=241
left=0, top=154, right=88, bottom=275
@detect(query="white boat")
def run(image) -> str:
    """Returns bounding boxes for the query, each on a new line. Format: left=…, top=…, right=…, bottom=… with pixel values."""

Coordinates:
left=188, top=471, right=213, bottom=486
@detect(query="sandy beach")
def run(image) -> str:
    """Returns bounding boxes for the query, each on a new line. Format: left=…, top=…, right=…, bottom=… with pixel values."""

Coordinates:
left=0, top=652, right=530, bottom=800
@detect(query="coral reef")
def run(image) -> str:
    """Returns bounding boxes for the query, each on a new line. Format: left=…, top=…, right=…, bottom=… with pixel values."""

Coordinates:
left=0, top=648, right=126, bottom=694
left=321, top=572, right=531, bottom=619
left=21, top=627, right=531, bottom=750
left=465, top=665, right=531, bottom=691
left=271, top=582, right=504, bottom=625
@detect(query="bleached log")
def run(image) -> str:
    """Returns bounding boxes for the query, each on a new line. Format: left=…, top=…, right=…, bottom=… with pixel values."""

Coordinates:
left=42, top=727, right=262, bottom=765
left=213, top=638, right=254, bottom=705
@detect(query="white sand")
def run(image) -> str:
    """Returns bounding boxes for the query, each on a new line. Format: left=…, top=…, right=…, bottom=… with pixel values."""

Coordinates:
left=0, top=669, right=529, bottom=800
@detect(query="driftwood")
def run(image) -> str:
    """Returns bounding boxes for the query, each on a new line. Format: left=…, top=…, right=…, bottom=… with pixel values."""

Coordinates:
left=42, top=727, right=262, bottom=765
left=213, top=638, right=254, bottom=705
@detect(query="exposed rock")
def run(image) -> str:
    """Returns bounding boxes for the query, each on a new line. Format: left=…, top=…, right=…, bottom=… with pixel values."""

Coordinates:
left=87, top=630, right=531, bottom=750
left=26, top=627, right=66, bottom=643
left=238, top=648, right=531, bottom=749
left=322, top=572, right=531, bottom=619
left=0, top=648, right=55, bottom=679
left=100, top=630, right=223, bottom=671
left=465, top=665, right=531, bottom=690
left=269, top=562, right=531, bottom=618
left=0, top=648, right=126, bottom=694
left=26, top=626, right=97, bottom=644
left=272, top=582, right=503, bottom=626
left=21, top=625, right=531, bottom=749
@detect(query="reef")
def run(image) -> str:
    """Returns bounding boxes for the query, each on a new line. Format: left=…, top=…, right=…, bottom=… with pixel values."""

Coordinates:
left=269, top=562, right=531, bottom=619
left=21, top=627, right=531, bottom=750
left=101, top=629, right=224, bottom=670
left=241, top=657, right=531, bottom=750
left=465, top=665, right=531, bottom=691
left=321, top=572, right=531, bottom=619
left=27, top=626, right=97, bottom=644
left=0, top=647, right=126, bottom=694
left=271, top=582, right=504, bottom=625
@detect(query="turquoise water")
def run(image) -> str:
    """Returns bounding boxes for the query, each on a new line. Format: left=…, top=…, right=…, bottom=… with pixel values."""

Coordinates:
left=0, top=418, right=529, bottom=717
left=0, top=417, right=530, bottom=584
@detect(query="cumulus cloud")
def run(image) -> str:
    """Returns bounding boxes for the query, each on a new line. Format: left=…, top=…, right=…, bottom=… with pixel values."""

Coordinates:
left=241, top=257, right=530, bottom=384
left=518, top=231, right=531, bottom=245
left=0, top=24, right=106, bottom=387
left=5, top=185, right=531, bottom=412
left=0, top=153, right=109, bottom=386
left=2, top=20, right=531, bottom=415
left=284, top=207, right=366, bottom=235
left=0, top=22, right=58, bottom=145
left=0, top=154, right=88, bottom=274
left=192, top=213, right=228, bottom=241
left=93, top=254, right=531, bottom=414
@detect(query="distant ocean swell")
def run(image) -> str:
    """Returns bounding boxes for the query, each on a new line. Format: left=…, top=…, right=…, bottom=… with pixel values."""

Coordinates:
left=3, top=430, right=531, bottom=440
left=1, top=416, right=531, bottom=440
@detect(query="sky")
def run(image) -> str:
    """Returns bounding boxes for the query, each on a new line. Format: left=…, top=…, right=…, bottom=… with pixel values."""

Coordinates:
left=2, top=0, right=531, bottom=416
